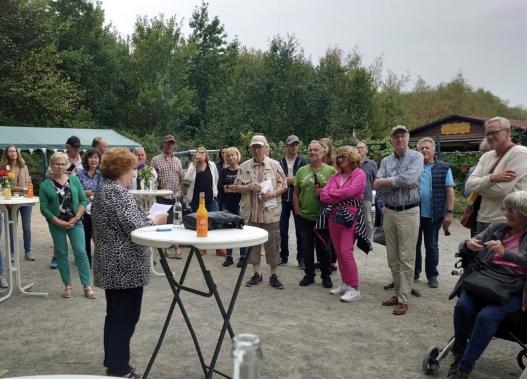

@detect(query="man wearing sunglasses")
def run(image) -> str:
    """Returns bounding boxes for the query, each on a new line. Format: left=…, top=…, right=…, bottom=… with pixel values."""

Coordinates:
left=466, top=116, right=527, bottom=234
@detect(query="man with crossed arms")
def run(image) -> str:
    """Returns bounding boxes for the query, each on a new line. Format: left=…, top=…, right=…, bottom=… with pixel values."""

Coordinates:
left=374, top=125, right=423, bottom=315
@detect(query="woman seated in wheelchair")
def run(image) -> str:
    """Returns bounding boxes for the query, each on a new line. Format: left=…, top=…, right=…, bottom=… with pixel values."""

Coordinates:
left=449, top=191, right=527, bottom=378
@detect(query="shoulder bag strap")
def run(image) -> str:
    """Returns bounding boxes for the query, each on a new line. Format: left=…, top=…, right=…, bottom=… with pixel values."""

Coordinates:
left=488, top=144, right=515, bottom=175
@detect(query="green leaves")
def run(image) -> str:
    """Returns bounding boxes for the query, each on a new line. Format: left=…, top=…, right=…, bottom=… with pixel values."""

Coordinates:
left=0, top=0, right=525, bottom=158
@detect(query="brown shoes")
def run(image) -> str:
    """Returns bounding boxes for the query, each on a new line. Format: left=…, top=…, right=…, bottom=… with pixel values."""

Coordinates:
left=393, top=303, right=408, bottom=315
left=382, top=296, right=398, bottom=306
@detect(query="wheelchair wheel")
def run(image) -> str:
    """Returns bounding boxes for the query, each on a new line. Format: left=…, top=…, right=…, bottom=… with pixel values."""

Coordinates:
left=516, top=349, right=527, bottom=370
left=423, top=346, right=441, bottom=375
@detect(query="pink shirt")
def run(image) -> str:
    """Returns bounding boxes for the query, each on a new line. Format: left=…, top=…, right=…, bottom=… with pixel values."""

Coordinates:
left=491, top=231, right=526, bottom=274
left=320, top=168, right=366, bottom=214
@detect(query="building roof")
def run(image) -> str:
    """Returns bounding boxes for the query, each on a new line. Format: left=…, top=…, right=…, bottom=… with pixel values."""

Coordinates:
left=410, top=114, right=527, bottom=134
left=0, top=126, right=140, bottom=150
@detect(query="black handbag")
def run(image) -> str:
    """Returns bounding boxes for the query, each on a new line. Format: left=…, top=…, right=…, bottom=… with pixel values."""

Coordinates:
left=462, top=260, right=524, bottom=305
left=373, top=226, right=385, bottom=246
left=183, top=211, right=244, bottom=231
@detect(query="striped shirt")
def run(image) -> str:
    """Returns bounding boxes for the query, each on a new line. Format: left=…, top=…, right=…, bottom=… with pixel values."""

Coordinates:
left=376, top=149, right=423, bottom=207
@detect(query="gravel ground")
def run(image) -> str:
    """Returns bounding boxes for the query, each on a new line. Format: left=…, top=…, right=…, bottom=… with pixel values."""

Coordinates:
left=0, top=212, right=524, bottom=379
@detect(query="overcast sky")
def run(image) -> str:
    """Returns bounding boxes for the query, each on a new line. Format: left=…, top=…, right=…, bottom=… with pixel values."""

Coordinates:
left=100, top=0, right=526, bottom=108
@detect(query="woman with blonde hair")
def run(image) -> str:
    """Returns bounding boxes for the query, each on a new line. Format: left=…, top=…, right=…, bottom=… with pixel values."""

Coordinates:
left=185, top=147, right=219, bottom=212
left=39, top=152, right=95, bottom=299
left=320, top=137, right=336, bottom=167
left=218, top=147, right=246, bottom=266
left=320, top=146, right=367, bottom=302
left=320, top=137, right=338, bottom=268
left=0, top=144, right=34, bottom=261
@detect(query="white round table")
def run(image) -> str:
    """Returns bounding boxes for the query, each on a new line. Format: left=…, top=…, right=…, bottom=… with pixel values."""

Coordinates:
left=131, top=224, right=268, bottom=250
left=0, top=197, right=47, bottom=303
left=131, top=224, right=268, bottom=379
left=6, top=376, right=108, bottom=379
left=129, top=189, right=173, bottom=276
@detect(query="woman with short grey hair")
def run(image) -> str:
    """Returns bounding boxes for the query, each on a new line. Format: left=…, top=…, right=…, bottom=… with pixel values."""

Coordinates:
left=449, top=190, right=527, bottom=377
left=502, top=191, right=527, bottom=218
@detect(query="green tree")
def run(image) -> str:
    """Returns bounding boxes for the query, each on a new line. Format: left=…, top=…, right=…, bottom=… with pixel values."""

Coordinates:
left=49, top=0, right=134, bottom=128
left=129, top=15, right=194, bottom=137
left=187, top=1, right=238, bottom=140
left=0, top=0, right=86, bottom=126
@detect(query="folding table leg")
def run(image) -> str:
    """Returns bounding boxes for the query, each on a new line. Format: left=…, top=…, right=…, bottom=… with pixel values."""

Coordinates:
left=144, top=247, right=209, bottom=378
left=144, top=245, right=255, bottom=379
left=194, top=253, right=235, bottom=338
left=203, top=246, right=254, bottom=379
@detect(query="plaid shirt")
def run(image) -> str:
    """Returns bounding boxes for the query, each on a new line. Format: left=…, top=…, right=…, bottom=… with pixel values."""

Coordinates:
left=151, top=154, right=183, bottom=199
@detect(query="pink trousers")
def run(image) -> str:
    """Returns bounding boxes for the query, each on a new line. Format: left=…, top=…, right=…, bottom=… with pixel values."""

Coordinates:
left=328, top=220, right=359, bottom=288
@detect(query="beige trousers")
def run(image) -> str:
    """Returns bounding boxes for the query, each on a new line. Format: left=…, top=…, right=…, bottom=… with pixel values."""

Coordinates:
left=383, top=206, right=419, bottom=304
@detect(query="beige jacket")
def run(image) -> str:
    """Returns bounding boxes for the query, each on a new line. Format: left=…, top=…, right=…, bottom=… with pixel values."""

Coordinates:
left=466, top=145, right=527, bottom=223
left=237, top=157, right=286, bottom=224
left=12, top=165, right=32, bottom=188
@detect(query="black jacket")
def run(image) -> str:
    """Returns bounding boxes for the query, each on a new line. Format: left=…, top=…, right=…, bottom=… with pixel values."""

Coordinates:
left=279, top=155, right=308, bottom=202
left=450, top=222, right=527, bottom=310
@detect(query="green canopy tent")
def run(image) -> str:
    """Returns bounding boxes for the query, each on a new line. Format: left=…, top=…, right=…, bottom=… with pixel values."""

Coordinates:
left=0, top=125, right=141, bottom=175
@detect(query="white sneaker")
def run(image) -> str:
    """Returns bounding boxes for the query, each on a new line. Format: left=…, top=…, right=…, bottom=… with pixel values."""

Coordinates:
left=329, top=284, right=350, bottom=295
left=0, top=276, right=8, bottom=288
left=340, top=288, right=361, bottom=302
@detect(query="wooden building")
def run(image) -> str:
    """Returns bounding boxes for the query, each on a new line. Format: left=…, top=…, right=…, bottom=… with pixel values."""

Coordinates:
left=409, top=115, right=527, bottom=151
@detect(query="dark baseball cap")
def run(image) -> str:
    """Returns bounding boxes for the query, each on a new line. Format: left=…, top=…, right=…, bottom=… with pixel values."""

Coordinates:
left=66, top=136, right=81, bottom=148
left=164, top=134, right=176, bottom=143
left=286, top=135, right=300, bottom=145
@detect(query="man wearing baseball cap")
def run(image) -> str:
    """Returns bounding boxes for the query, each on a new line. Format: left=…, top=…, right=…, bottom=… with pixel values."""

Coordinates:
left=151, top=134, right=184, bottom=259
left=65, top=135, right=83, bottom=175
left=230, top=134, right=287, bottom=289
left=278, top=135, right=307, bottom=267
left=374, top=125, right=423, bottom=315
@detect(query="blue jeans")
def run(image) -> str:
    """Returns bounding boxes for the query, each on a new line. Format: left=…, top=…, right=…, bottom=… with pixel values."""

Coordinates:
left=279, top=201, right=304, bottom=263
left=8, top=206, right=32, bottom=254
left=453, top=290, right=521, bottom=372
left=221, top=202, right=246, bottom=258
left=415, top=217, right=441, bottom=280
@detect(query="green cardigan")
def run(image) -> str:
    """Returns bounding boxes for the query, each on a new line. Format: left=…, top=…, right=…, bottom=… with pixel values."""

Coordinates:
left=39, top=175, right=89, bottom=222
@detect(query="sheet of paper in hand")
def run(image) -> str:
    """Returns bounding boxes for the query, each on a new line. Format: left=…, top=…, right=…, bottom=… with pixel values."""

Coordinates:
left=260, top=179, right=277, bottom=209
left=147, top=202, right=172, bottom=220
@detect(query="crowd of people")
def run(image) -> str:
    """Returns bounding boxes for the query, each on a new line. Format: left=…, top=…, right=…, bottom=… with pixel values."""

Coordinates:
left=1, top=115, right=527, bottom=378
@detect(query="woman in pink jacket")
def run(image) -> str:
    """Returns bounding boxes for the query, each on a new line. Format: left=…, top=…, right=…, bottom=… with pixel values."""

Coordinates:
left=320, top=146, right=366, bottom=302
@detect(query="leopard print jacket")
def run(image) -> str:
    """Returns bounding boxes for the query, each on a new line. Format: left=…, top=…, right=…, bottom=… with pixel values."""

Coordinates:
left=92, top=179, right=153, bottom=289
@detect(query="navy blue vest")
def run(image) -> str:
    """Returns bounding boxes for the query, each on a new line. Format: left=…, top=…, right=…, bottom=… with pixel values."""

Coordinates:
left=431, top=161, right=450, bottom=221
left=279, top=156, right=308, bottom=202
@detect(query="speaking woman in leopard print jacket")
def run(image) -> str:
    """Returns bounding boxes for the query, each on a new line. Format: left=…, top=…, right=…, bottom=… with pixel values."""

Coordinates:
left=92, top=148, right=167, bottom=378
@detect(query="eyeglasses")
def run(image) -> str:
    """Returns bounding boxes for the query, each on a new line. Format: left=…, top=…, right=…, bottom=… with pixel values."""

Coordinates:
left=485, top=129, right=505, bottom=137
left=337, top=155, right=348, bottom=160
